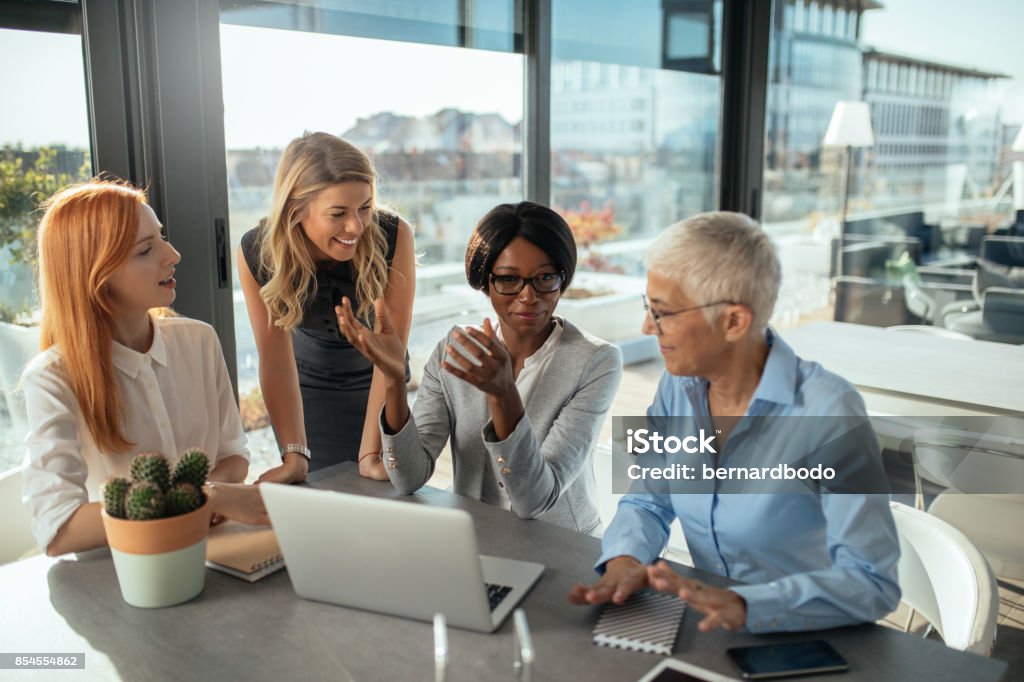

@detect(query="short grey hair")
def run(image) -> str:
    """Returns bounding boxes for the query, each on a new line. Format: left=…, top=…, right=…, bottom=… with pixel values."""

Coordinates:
left=644, top=211, right=781, bottom=332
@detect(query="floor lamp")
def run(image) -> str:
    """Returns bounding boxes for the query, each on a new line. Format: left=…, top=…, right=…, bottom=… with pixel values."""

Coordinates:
left=824, top=101, right=875, bottom=278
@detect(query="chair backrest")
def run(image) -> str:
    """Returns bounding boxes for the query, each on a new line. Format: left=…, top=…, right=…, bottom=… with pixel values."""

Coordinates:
left=980, top=235, right=1024, bottom=267
left=889, top=501, right=998, bottom=655
left=981, top=287, right=1024, bottom=334
left=0, top=466, right=39, bottom=564
left=833, top=276, right=912, bottom=327
left=831, top=235, right=923, bottom=279
left=0, top=322, right=42, bottom=435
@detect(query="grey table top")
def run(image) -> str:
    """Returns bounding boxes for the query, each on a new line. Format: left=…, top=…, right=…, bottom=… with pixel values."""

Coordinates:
left=0, top=463, right=1008, bottom=681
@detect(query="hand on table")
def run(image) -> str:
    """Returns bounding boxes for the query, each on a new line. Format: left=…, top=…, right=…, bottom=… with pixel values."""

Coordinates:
left=358, top=452, right=390, bottom=481
left=567, top=555, right=649, bottom=606
left=647, top=560, right=747, bottom=632
left=254, top=452, right=308, bottom=485
left=205, top=482, right=270, bottom=526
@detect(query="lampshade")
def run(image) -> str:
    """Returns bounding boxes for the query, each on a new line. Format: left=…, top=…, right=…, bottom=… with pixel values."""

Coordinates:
left=1013, top=124, right=1024, bottom=152
left=823, top=101, right=875, bottom=148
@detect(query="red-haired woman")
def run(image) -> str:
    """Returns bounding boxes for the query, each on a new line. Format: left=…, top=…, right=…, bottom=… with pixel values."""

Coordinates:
left=21, top=179, right=267, bottom=556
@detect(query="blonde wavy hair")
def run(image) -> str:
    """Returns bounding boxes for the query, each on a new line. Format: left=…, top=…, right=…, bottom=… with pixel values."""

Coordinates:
left=257, top=132, right=390, bottom=329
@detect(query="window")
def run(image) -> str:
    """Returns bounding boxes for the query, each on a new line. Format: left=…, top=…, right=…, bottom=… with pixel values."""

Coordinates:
left=761, top=0, right=1020, bottom=331
left=219, top=1, right=523, bottom=466
left=0, top=23, right=92, bottom=475
left=550, top=0, right=723, bottom=279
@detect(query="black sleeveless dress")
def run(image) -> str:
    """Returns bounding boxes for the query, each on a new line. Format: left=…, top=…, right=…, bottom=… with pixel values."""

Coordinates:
left=240, top=212, right=406, bottom=471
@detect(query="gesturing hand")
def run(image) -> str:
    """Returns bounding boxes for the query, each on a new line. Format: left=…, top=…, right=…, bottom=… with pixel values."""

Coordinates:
left=647, top=560, right=747, bottom=632
left=441, top=318, right=515, bottom=397
left=336, top=297, right=406, bottom=383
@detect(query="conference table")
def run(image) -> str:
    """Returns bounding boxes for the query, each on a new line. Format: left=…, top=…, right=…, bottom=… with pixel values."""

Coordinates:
left=0, top=464, right=1009, bottom=681
left=784, top=322, right=1023, bottom=417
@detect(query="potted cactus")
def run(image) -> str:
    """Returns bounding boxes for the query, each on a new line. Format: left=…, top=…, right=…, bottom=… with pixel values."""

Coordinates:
left=100, top=449, right=212, bottom=608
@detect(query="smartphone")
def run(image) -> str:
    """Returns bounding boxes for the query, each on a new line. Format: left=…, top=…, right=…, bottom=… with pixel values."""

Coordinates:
left=637, top=658, right=739, bottom=682
left=726, top=641, right=849, bottom=680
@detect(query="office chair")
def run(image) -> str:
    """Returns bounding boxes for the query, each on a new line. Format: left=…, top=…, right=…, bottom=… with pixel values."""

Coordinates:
left=911, top=429, right=1024, bottom=581
left=889, top=501, right=998, bottom=655
left=980, top=235, right=1024, bottom=268
left=944, top=287, right=1024, bottom=344
left=833, top=276, right=913, bottom=327
left=0, top=322, right=41, bottom=436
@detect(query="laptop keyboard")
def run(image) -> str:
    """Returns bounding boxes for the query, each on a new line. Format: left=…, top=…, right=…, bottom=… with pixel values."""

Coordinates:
left=485, top=583, right=514, bottom=611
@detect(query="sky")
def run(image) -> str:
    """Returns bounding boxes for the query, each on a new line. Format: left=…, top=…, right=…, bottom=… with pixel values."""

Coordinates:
left=218, top=26, right=524, bottom=149
left=0, top=0, right=1021, bottom=150
left=860, top=0, right=1024, bottom=125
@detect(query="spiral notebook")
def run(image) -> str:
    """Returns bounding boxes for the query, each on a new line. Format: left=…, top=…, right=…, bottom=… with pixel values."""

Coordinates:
left=205, top=521, right=285, bottom=582
left=593, top=590, right=686, bottom=656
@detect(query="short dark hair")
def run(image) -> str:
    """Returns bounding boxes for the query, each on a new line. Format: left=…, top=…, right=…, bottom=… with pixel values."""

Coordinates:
left=465, top=201, right=577, bottom=293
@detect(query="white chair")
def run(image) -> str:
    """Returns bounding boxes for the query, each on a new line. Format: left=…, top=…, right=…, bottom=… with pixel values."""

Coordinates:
left=0, top=466, right=39, bottom=564
left=0, top=321, right=41, bottom=435
left=890, top=501, right=998, bottom=655
left=912, top=429, right=1024, bottom=581
left=928, top=494, right=1024, bottom=581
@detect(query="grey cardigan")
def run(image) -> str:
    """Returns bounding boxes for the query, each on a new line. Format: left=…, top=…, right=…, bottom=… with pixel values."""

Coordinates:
left=380, top=318, right=623, bottom=535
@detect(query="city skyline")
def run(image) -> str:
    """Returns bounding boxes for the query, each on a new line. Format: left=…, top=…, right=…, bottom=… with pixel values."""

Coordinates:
left=1, top=0, right=1023, bottom=150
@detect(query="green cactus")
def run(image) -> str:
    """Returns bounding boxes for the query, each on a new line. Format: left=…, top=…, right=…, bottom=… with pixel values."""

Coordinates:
left=102, top=477, right=131, bottom=519
left=130, top=452, right=170, bottom=492
left=166, top=482, right=204, bottom=516
left=125, top=481, right=166, bottom=520
left=171, top=448, right=209, bottom=489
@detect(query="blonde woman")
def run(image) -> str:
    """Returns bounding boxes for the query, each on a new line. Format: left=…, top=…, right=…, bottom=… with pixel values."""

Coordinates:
left=238, top=132, right=415, bottom=481
left=22, top=180, right=267, bottom=556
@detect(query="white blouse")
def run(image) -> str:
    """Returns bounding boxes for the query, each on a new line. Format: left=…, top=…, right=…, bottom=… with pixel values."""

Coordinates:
left=21, top=316, right=249, bottom=550
left=495, top=316, right=565, bottom=404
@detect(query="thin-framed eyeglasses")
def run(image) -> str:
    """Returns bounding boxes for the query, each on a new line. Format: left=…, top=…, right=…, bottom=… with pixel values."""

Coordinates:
left=489, top=271, right=565, bottom=296
left=641, top=294, right=739, bottom=335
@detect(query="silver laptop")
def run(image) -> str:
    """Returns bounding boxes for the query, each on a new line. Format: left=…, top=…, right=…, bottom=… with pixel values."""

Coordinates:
left=261, top=484, right=545, bottom=633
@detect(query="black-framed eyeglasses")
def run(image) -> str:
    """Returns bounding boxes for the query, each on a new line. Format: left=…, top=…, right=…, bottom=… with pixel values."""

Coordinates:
left=489, top=271, right=565, bottom=295
left=641, top=294, right=739, bottom=335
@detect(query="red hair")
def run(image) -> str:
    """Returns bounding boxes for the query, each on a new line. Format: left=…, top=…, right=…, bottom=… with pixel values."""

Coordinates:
left=37, top=179, right=149, bottom=452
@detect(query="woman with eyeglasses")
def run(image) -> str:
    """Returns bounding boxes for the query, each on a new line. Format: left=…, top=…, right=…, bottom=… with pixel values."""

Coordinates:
left=569, top=211, right=900, bottom=634
left=337, top=201, right=622, bottom=534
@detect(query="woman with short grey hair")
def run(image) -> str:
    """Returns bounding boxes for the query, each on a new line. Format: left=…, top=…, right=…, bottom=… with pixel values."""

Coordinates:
left=645, top=211, right=781, bottom=333
left=571, top=211, right=900, bottom=634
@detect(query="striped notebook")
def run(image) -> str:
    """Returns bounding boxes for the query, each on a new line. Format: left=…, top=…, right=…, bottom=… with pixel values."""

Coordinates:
left=593, top=590, right=686, bottom=656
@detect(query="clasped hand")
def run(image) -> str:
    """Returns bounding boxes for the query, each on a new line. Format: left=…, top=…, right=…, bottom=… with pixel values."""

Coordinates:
left=440, top=318, right=515, bottom=397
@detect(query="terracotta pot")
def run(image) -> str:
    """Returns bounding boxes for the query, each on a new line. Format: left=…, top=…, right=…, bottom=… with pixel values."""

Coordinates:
left=101, top=501, right=212, bottom=608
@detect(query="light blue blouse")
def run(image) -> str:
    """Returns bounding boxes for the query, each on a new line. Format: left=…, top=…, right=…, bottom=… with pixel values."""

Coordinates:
left=598, top=329, right=901, bottom=632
